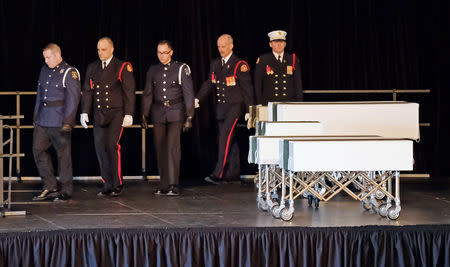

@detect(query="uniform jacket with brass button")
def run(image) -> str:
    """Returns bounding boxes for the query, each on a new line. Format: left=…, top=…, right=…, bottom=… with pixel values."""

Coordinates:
left=254, top=52, right=303, bottom=105
left=197, top=54, right=254, bottom=119
left=33, top=61, right=81, bottom=127
left=141, top=61, right=195, bottom=124
left=81, top=57, right=136, bottom=126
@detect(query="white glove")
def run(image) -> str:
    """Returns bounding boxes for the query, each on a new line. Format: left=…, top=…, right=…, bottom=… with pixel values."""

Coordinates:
left=244, top=113, right=250, bottom=121
left=122, top=115, right=133, bottom=127
left=80, top=113, right=89, bottom=129
left=194, top=98, right=200, bottom=108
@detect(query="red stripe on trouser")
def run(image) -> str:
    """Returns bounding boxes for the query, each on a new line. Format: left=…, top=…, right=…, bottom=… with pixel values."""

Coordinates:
left=219, top=118, right=238, bottom=179
left=117, top=127, right=124, bottom=185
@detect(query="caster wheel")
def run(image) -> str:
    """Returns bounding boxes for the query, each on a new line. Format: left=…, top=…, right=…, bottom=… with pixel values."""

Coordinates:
left=362, top=201, right=371, bottom=211
left=280, top=208, right=294, bottom=221
left=314, top=197, right=320, bottom=208
left=271, top=205, right=281, bottom=219
left=257, top=200, right=268, bottom=211
left=307, top=195, right=313, bottom=206
left=378, top=203, right=388, bottom=217
left=387, top=206, right=400, bottom=220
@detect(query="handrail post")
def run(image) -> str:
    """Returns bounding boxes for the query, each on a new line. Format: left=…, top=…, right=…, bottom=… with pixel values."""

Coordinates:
left=15, top=92, right=21, bottom=182
left=0, top=118, right=4, bottom=205
left=142, top=128, right=147, bottom=180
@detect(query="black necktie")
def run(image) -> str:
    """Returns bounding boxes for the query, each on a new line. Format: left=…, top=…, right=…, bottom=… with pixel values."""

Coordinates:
left=103, top=61, right=107, bottom=69
left=278, top=55, right=282, bottom=63
left=222, top=59, right=225, bottom=66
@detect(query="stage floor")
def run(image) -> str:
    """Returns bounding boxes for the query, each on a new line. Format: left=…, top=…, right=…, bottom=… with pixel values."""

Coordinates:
left=1, top=178, right=449, bottom=232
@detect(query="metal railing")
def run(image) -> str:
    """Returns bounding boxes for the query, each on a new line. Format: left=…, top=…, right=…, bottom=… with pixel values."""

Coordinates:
left=0, top=115, right=26, bottom=216
left=0, top=88, right=431, bottom=179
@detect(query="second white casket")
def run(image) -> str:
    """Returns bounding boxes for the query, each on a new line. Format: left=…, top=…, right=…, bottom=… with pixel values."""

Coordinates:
left=278, top=137, right=414, bottom=172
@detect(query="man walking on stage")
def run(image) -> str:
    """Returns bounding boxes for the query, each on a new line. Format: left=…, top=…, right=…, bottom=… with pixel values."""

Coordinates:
left=254, top=30, right=303, bottom=105
left=80, top=37, right=136, bottom=197
left=196, top=34, right=254, bottom=185
left=141, top=40, right=194, bottom=196
left=32, top=43, right=81, bottom=201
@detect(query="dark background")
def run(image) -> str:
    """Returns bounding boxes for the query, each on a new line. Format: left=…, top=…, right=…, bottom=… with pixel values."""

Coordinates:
left=0, top=0, right=448, bottom=180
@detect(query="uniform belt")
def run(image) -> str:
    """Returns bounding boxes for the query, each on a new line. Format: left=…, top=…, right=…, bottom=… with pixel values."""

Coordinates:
left=155, top=97, right=184, bottom=107
left=42, top=100, right=65, bottom=107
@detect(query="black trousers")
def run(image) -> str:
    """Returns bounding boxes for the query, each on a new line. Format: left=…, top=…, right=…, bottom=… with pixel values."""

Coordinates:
left=93, top=112, right=124, bottom=191
left=32, top=125, right=73, bottom=195
left=212, top=104, right=242, bottom=180
left=153, top=121, right=183, bottom=189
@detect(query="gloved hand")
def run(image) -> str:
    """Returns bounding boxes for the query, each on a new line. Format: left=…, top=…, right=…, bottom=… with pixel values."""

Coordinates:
left=80, top=113, right=89, bottom=129
left=194, top=98, right=200, bottom=108
left=61, top=124, right=72, bottom=132
left=141, top=115, right=148, bottom=129
left=244, top=113, right=250, bottom=121
left=183, top=116, right=193, bottom=132
left=122, top=115, right=133, bottom=127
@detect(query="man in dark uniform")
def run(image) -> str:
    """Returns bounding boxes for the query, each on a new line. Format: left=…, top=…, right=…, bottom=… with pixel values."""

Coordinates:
left=80, top=37, right=136, bottom=197
left=254, top=30, right=303, bottom=105
left=32, top=43, right=81, bottom=201
left=141, top=40, right=194, bottom=196
left=196, top=34, right=254, bottom=185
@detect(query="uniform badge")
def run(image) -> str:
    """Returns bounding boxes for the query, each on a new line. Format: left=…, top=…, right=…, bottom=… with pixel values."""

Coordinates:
left=71, top=70, right=79, bottom=80
left=211, top=73, right=216, bottom=83
left=287, top=66, right=293, bottom=75
left=226, top=76, right=236, bottom=86
left=256, top=57, right=260, bottom=64
left=126, top=64, right=133, bottom=72
left=60, top=69, right=65, bottom=74
left=240, top=64, right=248, bottom=72
left=266, top=65, right=274, bottom=75
left=227, top=65, right=230, bottom=69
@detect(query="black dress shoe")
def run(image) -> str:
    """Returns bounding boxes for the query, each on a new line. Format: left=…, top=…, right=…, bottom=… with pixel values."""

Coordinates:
left=166, top=186, right=180, bottom=196
left=97, top=190, right=112, bottom=197
left=32, top=189, right=58, bottom=201
left=204, top=175, right=222, bottom=185
left=53, top=193, right=72, bottom=202
left=153, top=188, right=167, bottom=195
left=110, top=187, right=123, bottom=197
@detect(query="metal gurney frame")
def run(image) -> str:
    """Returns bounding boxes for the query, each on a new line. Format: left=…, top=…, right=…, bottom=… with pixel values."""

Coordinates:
left=271, top=137, right=413, bottom=221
